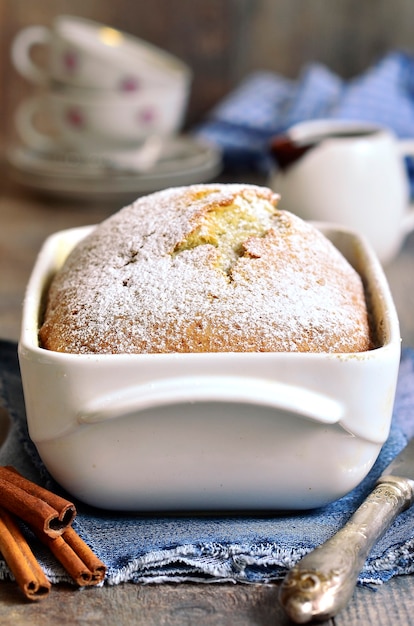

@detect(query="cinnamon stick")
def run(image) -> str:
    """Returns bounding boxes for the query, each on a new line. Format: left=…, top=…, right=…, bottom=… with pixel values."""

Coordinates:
left=0, top=466, right=76, bottom=537
left=0, top=506, right=51, bottom=601
left=63, top=527, right=107, bottom=583
left=0, top=466, right=106, bottom=591
left=35, top=526, right=107, bottom=586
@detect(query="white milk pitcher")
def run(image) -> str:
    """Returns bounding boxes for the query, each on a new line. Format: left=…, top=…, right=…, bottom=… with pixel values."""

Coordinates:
left=269, top=119, right=414, bottom=264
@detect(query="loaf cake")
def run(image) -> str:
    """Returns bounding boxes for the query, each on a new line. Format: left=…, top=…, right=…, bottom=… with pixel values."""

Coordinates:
left=39, top=183, right=373, bottom=354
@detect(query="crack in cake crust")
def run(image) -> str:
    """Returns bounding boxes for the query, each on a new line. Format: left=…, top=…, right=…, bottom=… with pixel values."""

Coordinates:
left=39, top=183, right=373, bottom=355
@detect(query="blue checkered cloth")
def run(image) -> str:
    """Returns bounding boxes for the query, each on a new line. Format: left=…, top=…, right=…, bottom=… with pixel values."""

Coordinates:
left=1, top=339, right=414, bottom=587
left=195, top=52, right=414, bottom=194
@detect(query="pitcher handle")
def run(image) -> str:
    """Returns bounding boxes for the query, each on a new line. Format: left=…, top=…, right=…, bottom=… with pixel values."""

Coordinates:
left=397, top=139, right=414, bottom=235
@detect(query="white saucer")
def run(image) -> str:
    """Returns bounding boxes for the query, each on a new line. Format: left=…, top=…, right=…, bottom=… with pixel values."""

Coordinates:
left=6, top=135, right=222, bottom=202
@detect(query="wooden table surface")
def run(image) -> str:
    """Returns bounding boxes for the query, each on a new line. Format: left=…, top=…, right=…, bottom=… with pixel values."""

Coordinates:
left=1, top=163, right=414, bottom=625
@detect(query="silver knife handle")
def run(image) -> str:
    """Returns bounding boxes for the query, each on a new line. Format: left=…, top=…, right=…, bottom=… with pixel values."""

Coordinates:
left=279, top=476, right=414, bottom=624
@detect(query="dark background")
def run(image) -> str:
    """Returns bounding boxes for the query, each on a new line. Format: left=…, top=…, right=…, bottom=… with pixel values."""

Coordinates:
left=2, top=0, right=414, bottom=150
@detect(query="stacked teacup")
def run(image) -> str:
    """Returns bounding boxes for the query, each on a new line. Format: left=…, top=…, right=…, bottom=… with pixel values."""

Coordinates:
left=11, top=15, right=192, bottom=168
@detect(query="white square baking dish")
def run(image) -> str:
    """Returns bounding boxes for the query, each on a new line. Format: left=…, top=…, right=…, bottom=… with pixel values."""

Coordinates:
left=18, top=223, right=401, bottom=511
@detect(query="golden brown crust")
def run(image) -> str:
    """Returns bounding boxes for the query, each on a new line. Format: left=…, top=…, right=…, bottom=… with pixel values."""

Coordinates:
left=39, top=183, right=372, bottom=354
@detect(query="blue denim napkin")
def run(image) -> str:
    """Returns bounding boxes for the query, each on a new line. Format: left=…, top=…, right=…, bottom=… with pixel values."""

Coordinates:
left=0, top=339, right=414, bottom=587
left=195, top=51, right=414, bottom=195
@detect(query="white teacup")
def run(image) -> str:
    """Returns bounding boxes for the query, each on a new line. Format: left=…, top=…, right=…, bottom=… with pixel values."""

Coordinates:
left=269, top=119, right=414, bottom=264
left=11, top=14, right=192, bottom=92
left=15, top=84, right=189, bottom=154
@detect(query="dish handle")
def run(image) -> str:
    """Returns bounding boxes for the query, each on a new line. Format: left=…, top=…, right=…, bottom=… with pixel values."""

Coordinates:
left=77, top=376, right=344, bottom=426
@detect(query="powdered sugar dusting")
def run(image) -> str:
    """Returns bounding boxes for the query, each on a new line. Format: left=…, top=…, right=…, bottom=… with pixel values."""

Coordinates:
left=39, top=184, right=372, bottom=354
